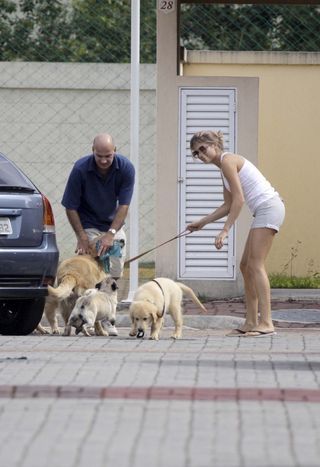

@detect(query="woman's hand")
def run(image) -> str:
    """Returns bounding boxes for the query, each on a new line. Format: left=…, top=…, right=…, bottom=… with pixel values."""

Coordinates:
left=215, top=229, right=228, bottom=250
left=187, top=220, right=205, bottom=232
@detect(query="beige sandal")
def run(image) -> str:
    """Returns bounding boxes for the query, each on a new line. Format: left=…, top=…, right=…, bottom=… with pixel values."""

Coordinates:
left=226, top=329, right=247, bottom=337
left=244, top=331, right=277, bottom=338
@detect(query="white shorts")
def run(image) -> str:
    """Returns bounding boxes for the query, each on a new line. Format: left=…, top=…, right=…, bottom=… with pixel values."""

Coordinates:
left=251, top=196, right=285, bottom=232
left=85, top=227, right=126, bottom=278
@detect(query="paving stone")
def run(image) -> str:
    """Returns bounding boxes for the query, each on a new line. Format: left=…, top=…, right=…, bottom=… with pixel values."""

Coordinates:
left=1, top=327, right=320, bottom=466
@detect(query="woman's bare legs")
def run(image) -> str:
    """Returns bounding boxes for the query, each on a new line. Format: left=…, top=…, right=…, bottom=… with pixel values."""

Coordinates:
left=239, top=229, right=259, bottom=331
left=243, top=227, right=276, bottom=333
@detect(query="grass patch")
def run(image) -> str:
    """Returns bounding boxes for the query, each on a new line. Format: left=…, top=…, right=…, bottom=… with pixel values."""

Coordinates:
left=123, top=261, right=320, bottom=289
left=123, top=262, right=155, bottom=280
left=269, top=273, right=320, bottom=289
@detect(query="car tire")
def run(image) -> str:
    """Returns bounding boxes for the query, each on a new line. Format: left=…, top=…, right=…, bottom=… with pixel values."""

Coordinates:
left=0, top=298, right=45, bottom=335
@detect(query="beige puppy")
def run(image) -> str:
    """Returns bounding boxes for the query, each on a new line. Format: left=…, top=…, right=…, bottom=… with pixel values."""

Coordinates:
left=67, top=275, right=118, bottom=336
left=129, top=277, right=207, bottom=340
left=37, top=254, right=107, bottom=335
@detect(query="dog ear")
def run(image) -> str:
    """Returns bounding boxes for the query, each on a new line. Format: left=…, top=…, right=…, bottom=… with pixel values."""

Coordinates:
left=129, top=309, right=135, bottom=324
left=150, top=310, right=158, bottom=324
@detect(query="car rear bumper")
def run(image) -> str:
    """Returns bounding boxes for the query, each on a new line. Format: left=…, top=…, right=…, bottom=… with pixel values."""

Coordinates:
left=0, top=287, right=48, bottom=299
left=0, top=233, right=59, bottom=299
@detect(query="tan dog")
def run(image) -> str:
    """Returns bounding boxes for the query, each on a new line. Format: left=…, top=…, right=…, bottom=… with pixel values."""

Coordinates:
left=67, top=275, right=118, bottom=336
left=37, top=254, right=107, bottom=335
left=129, top=277, right=207, bottom=340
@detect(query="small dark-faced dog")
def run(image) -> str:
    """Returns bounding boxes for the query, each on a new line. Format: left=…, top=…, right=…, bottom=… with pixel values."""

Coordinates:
left=67, top=276, right=118, bottom=336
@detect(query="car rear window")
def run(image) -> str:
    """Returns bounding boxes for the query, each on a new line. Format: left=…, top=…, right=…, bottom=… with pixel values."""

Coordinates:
left=0, top=158, right=35, bottom=192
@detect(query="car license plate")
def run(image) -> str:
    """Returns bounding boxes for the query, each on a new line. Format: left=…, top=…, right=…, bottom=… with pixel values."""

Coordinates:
left=0, top=217, right=13, bottom=235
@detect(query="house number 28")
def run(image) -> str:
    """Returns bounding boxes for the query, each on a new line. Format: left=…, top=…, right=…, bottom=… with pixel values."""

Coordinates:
left=158, top=0, right=175, bottom=13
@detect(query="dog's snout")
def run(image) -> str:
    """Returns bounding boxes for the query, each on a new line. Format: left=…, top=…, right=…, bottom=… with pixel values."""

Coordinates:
left=111, top=281, right=118, bottom=291
left=137, top=329, right=145, bottom=339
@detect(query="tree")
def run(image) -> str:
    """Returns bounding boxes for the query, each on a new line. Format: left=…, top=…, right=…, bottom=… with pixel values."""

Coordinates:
left=180, top=4, right=320, bottom=52
left=4, top=0, right=71, bottom=61
left=68, top=0, right=156, bottom=63
left=0, top=2, right=319, bottom=63
left=67, top=0, right=131, bottom=63
left=0, top=0, right=17, bottom=61
left=0, top=0, right=157, bottom=63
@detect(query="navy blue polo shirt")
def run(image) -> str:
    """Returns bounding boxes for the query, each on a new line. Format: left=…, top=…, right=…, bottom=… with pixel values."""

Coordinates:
left=62, top=153, right=135, bottom=231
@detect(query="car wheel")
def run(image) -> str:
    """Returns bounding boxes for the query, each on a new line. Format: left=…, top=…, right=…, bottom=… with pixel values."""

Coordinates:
left=0, top=298, right=45, bottom=335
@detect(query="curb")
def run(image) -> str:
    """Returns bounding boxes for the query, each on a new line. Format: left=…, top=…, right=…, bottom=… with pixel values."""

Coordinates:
left=116, top=312, right=320, bottom=330
left=271, top=289, right=320, bottom=301
left=116, top=314, right=245, bottom=330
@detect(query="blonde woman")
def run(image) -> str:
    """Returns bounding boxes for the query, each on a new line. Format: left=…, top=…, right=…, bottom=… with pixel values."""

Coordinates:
left=187, top=130, right=285, bottom=337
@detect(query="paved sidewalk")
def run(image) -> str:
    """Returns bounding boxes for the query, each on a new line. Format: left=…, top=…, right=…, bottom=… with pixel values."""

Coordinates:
left=1, top=326, right=320, bottom=467
left=117, top=287, right=320, bottom=330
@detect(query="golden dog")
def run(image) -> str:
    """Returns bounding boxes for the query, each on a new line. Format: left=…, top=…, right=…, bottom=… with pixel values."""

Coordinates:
left=129, top=277, right=207, bottom=340
left=37, top=254, right=107, bottom=335
left=67, top=276, right=118, bottom=336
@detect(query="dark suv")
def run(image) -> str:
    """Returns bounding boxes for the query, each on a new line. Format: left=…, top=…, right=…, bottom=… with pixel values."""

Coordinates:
left=0, top=152, right=59, bottom=335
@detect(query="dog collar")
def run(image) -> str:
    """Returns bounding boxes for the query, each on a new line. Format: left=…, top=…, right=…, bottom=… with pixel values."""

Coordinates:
left=151, top=279, right=166, bottom=317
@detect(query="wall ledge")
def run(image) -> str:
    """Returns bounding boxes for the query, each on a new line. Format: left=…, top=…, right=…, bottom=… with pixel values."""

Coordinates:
left=0, top=62, right=156, bottom=90
left=186, top=50, right=320, bottom=65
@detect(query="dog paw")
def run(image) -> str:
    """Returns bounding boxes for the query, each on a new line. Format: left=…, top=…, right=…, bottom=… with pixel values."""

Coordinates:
left=149, top=335, right=159, bottom=340
left=129, top=331, right=137, bottom=337
left=37, top=328, right=50, bottom=335
left=171, top=334, right=181, bottom=340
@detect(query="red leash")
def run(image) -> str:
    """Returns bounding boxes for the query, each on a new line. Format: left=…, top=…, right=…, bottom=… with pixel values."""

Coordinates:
left=124, top=230, right=191, bottom=265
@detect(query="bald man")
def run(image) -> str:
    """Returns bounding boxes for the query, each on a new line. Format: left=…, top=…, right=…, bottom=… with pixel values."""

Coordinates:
left=62, top=134, right=135, bottom=335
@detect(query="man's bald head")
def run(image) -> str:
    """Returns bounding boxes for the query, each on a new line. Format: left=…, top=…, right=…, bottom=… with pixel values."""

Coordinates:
left=92, top=134, right=115, bottom=152
left=92, top=134, right=116, bottom=173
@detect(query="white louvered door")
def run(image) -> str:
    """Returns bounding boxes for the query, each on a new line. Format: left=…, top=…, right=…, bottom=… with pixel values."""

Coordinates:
left=178, top=88, right=236, bottom=279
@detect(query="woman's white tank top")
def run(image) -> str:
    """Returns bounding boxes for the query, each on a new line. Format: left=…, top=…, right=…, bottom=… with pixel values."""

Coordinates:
left=220, top=152, right=278, bottom=214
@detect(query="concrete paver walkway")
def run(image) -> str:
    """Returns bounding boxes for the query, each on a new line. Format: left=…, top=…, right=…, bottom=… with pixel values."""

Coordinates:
left=1, top=327, right=320, bottom=467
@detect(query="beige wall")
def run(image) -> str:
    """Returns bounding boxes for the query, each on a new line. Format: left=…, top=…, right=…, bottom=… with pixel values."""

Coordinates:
left=157, top=6, right=320, bottom=300
left=184, top=56, right=320, bottom=277
left=156, top=9, right=261, bottom=298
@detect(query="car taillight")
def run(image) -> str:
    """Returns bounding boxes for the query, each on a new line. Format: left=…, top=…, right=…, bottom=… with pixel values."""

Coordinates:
left=42, top=276, right=56, bottom=286
left=41, top=193, right=56, bottom=233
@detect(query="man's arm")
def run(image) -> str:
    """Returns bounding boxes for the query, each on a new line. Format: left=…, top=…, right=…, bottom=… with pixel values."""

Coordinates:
left=66, top=209, right=90, bottom=254
left=97, top=205, right=129, bottom=256
left=109, top=205, right=129, bottom=232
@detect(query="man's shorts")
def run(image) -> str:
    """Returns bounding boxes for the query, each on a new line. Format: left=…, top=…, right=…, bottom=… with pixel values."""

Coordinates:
left=251, top=196, right=285, bottom=232
left=85, top=227, right=126, bottom=278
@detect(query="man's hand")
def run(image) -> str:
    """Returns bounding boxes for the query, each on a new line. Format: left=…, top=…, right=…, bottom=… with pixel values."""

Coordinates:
left=76, top=238, right=90, bottom=255
left=76, top=231, right=90, bottom=255
left=97, top=232, right=114, bottom=256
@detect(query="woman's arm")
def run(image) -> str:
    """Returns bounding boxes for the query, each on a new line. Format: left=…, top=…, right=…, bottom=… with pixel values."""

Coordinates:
left=214, top=156, right=245, bottom=249
left=187, top=187, right=232, bottom=232
left=220, top=156, right=245, bottom=232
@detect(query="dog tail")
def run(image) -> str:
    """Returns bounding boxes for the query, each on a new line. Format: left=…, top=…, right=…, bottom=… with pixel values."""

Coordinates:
left=177, top=283, right=207, bottom=313
left=48, top=275, right=77, bottom=300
